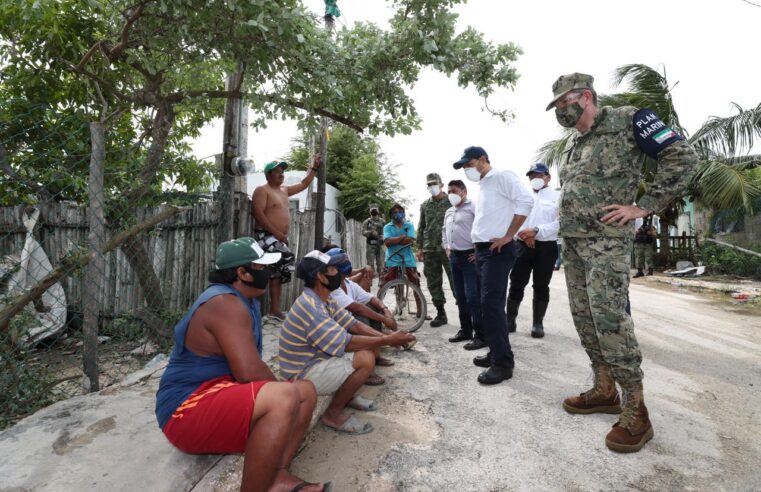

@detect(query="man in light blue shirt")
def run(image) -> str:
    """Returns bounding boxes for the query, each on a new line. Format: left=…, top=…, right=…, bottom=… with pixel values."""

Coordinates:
left=380, top=203, right=426, bottom=316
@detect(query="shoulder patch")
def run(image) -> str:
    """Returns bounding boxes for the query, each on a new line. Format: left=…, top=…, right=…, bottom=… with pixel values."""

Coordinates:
left=632, top=108, right=683, bottom=158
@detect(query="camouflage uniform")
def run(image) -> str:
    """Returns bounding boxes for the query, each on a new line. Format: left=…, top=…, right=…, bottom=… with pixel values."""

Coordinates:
left=417, top=175, right=453, bottom=310
left=362, top=211, right=385, bottom=273
left=560, top=105, right=698, bottom=384
left=633, top=225, right=656, bottom=272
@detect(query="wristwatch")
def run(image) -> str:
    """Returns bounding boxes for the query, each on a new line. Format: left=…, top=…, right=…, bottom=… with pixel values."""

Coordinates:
left=533, top=226, right=539, bottom=234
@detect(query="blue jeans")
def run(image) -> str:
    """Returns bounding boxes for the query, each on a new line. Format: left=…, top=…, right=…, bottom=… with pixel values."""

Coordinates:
left=476, top=244, right=516, bottom=368
left=449, top=252, right=483, bottom=340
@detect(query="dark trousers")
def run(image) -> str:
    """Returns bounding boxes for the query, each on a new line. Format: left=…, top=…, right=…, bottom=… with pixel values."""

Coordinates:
left=475, top=243, right=515, bottom=368
left=449, top=251, right=483, bottom=340
left=508, top=240, right=558, bottom=303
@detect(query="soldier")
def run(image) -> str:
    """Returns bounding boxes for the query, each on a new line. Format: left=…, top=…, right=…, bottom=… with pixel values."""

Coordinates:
left=362, top=204, right=385, bottom=276
left=633, top=219, right=657, bottom=277
left=417, top=173, right=454, bottom=327
left=546, top=73, right=698, bottom=452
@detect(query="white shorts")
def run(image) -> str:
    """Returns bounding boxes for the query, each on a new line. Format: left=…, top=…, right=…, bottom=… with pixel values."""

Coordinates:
left=303, top=353, right=354, bottom=395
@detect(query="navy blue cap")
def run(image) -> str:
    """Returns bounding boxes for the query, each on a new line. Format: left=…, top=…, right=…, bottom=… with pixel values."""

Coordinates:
left=453, top=146, right=489, bottom=169
left=326, top=247, right=353, bottom=275
left=526, top=163, right=550, bottom=176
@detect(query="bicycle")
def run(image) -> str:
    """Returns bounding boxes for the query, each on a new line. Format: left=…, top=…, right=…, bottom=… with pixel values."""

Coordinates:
left=376, top=244, right=427, bottom=333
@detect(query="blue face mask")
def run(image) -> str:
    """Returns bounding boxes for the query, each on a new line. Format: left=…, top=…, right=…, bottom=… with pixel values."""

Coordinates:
left=392, top=211, right=405, bottom=222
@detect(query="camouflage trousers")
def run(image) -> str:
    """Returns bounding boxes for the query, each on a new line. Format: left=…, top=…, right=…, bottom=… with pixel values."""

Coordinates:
left=564, top=236, right=643, bottom=384
left=634, top=243, right=654, bottom=271
left=422, top=250, right=453, bottom=308
left=366, top=243, right=384, bottom=274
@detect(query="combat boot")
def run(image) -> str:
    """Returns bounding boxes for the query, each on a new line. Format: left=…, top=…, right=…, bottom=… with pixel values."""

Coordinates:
left=506, top=298, right=520, bottom=333
left=646, top=268, right=654, bottom=276
left=563, top=365, right=621, bottom=414
left=633, top=269, right=644, bottom=278
left=430, top=304, right=448, bottom=327
left=531, top=299, right=548, bottom=338
left=605, top=381, right=654, bottom=453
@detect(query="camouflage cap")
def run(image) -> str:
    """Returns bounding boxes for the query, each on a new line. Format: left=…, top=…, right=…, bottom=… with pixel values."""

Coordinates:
left=545, top=73, right=595, bottom=111
left=426, top=173, right=442, bottom=184
left=369, top=203, right=379, bottom=211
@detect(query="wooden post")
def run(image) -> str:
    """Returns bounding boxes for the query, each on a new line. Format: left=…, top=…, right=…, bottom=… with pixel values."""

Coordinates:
left=83, top=121, right=105, bottom=392
left=217, top=68, right=245, bottom=243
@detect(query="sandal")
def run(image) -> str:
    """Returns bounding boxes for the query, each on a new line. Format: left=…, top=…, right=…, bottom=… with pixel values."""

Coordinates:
left=364, top=373, right=385, bottom=386
left=322, top=415, right=374, bottom=435
left=270, top=311, right=287, bottom=321
left=291, top=481, right=332, bottom=492
left=375, top=356, right=395, bottom=367
left=348, top=395, right=378, bottom=411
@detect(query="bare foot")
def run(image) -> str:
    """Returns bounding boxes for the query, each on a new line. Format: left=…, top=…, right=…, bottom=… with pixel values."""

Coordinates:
left=268, top=469, right=326, bottom=492
left=320, top=410, right=351, bottom=430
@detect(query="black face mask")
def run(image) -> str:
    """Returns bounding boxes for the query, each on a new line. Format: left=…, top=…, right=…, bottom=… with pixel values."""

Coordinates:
left=370, top=210, right=378, bottom=216
left=241, top=265, right=270, bottom=290
left=322, top=272, right=343, bottom=291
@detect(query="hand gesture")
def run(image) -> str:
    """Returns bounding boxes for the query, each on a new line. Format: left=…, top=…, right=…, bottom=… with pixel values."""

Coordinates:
left=312, top=154, right=322, bottom=170
left=383, top=315, right=398, bottom=331
left=601, top=204, right=649, bottom=227
left=385, top=330, right=416, bottom=347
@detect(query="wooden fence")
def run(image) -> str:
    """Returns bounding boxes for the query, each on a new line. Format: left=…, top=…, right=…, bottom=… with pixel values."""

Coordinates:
left=1, top=200, right=367, bottom=325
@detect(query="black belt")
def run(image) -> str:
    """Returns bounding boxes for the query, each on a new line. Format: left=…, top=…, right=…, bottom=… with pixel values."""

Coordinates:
left=474, top=242, right=492, bottom=251
left=450, top=248, right=475, bottom=256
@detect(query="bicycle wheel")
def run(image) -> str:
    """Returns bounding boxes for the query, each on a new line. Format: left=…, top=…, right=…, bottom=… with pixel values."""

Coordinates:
left=377, top=278, right=427, bottom=333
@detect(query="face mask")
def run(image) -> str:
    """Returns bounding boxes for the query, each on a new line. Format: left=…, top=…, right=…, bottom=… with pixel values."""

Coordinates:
left=464, top=167, right=481, bottom=182
left=555, top=102, right=585, bottom=128
left=370, top=210, right=378, bottom=216
left=530, top=178, right=546, bottom=191
left=392, top=211, right=405, bottom=222
left=322, top=272, right=342, bottom=291
left=242, top=265, right=270, bottom=290
left=448, top=193, right=462, bottom=206
left=427, top=185, right=441, bottom=196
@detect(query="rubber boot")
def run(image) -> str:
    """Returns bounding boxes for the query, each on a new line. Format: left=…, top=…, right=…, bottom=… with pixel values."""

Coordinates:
left=633, top=269, right=644, bottom=278
left=430, top=304, right=448, bottom=327
left=646, top=268, right=654, bottom=276
left=506, top=298, right=520, bottom=333
left=605, top=381, right=654, bottom=453
left=563, top=365, right=621, bottom=414
left=531, top=299, right=548, bottom=338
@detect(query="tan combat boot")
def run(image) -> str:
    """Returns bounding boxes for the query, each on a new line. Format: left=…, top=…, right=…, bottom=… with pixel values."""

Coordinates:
left=563, top=365, right=621, bottom=414
left=605, top=381, right=654, bottom=453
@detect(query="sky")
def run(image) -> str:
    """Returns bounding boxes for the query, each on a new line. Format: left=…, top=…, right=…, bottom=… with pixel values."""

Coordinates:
left=191, top=0, right=761, bottom=221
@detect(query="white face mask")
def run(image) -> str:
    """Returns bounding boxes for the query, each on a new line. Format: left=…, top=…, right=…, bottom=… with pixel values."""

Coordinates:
left=530, top=177, right=546, bottom=191
left=427, top=185, right=441, bottom=196
left=464, top=167, right=481, bottom=182
left=448, top=193, right=462, bottom=206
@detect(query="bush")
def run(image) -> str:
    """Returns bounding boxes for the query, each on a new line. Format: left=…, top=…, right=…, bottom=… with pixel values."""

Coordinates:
left=700, top=242, right=761, bottom=279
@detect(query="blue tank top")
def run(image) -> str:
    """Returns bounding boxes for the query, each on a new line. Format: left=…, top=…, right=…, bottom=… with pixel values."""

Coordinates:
left=155, top=284, right=263, bottom=429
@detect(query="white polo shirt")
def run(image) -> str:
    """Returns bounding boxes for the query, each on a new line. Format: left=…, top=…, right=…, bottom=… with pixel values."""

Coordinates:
left=519, top=186, right=560, bottom=241
left=471, top=169, right=535, bottom=243
left=330, top=278, right=373, bottom=309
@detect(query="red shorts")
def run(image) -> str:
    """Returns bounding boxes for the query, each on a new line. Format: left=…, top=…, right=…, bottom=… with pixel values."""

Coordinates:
left=163, top=376, right=270, bottom=454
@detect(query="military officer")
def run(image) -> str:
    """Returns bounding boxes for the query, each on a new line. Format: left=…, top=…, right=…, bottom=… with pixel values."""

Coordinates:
left=417, top=173, right=454, bottom=327
left=547, top=73, right=698, bottom=452
left=362, top=204, right=385, bottom=275
left=633, top=219, right=657, bottom=277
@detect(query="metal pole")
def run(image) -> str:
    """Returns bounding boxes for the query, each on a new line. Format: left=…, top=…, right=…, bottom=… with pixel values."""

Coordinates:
left=217, top=67, right=244, bottom=242
left=314, top=120, right=328, bottom=248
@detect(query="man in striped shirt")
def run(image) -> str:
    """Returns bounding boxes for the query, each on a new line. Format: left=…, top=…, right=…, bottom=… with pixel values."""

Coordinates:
left=279, top=250, right=415, bottom=435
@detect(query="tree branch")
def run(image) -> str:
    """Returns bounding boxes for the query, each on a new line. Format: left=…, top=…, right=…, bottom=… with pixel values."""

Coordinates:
left=108, top=1, right=149, bottom=61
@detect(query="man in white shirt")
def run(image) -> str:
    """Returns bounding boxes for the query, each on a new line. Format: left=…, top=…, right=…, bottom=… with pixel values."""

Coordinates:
left=453, top=146, right=534, bottom=385
left=441, top=180, right=486, bottom=351
left=507, top=163, right=560, bottom=339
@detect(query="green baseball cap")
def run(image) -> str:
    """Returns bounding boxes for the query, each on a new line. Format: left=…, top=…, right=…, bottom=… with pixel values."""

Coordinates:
left=215, top=237, right=281, bottom=270
left=263, top=161, right=288, bottom=174
left=426, top=173, right=442, bottom=184
left=545, top=73, right=595, bottom=111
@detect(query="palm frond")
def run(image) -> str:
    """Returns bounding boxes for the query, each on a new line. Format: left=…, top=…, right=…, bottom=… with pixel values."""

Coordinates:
left=689, top=102, right=761, bottom=157
left=535, top=130, right=574, bottom=170
left=692, top=158, right=761, bottom=213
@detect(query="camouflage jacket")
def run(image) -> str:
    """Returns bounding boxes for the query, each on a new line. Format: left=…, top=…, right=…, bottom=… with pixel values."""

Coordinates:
left=362, top=216, right=385, bottom=244
left=417, top=195, right=450, bottom=252
left=559, top=106, right=698, bottom=238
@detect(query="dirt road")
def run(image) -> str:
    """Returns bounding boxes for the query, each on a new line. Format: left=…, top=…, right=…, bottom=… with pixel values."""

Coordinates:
left=290, top=272, right=761, bottom=491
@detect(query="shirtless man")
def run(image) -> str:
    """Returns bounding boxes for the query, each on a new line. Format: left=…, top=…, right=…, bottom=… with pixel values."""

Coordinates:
left=252, top=156, right=321, bottom=319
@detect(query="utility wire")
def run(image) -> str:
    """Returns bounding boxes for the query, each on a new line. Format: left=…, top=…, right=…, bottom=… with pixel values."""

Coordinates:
left=739, top=0, right=761, bottom=7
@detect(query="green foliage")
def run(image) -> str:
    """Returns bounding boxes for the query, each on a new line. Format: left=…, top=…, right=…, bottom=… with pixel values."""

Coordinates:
left=700, top=242, right=761, bottom=279
left=0, top=345, right=55, bottom=430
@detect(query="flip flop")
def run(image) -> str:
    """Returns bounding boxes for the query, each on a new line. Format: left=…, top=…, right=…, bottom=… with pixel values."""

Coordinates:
left=401, top=339, right=417, bottom=351
left=291, top=481, right=332, bottom=492
left=348, top=395, right=378, bottom=411
left=375, top=356, right=395, bottom=367
left=322, top=415, right=374, bottom=435
left=270, top=311, right=287, bottom=321
left=364, top=373, right=385, bottom=386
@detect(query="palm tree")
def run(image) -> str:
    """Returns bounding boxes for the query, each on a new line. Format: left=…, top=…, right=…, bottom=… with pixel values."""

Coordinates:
left=538, top=64, right=761, bottom=265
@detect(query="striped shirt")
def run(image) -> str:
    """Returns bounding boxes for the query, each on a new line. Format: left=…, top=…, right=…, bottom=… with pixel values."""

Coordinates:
left=279, top=288, right=356, bottom=379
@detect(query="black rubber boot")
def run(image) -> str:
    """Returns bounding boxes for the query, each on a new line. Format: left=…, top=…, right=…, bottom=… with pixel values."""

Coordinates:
left=430, top=304, right=448, bottom=327
left=646, top=268, right=654, bottom=276
left=506, top=298, right=520, bottom=333
left=531, top=299, right=548, bottom=338
left=633, top=269, right=644, bottom=278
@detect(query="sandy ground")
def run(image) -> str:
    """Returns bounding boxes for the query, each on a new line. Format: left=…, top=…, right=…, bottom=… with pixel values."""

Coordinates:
left=289, top=271, right=761, bottom=491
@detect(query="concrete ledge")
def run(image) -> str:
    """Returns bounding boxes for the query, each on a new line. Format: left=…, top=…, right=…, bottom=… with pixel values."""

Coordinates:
left=0, top=317, right=330, bottom=491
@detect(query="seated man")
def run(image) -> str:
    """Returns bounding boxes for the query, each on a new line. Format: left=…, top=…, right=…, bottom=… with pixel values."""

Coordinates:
left=279, top=250, right=416, bottom=435
left=156, top=238, right=329, bottom=492
left=321, top=243, right=374, bottom=292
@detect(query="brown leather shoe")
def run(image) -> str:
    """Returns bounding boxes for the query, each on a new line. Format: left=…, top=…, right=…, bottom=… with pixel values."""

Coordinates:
left=563, top=365, right=622, bottom=414
left=605, top=382, right=654, bottom=453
